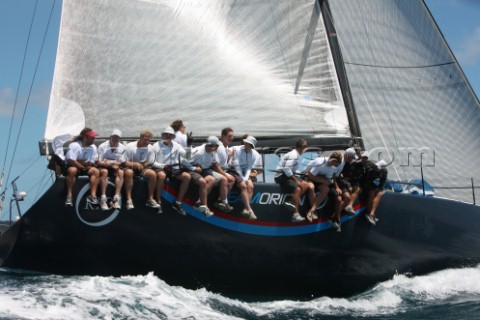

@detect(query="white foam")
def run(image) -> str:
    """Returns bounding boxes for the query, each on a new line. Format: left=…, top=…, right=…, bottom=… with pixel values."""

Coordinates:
left=2, top=266, right=480, bottom=319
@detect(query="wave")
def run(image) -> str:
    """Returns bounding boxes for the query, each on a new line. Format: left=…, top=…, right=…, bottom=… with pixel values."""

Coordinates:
left=1, top=266, right=480, bottom=319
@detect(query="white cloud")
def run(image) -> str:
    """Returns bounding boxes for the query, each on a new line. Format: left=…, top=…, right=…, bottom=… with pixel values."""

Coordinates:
left=0, top=86, right=14, bottom=116
left=457, top=26, right=480, bottom=66
left=0, top=85, right=51, bottom=117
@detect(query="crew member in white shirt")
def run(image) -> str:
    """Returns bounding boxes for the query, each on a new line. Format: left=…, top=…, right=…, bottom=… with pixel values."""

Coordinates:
left=304, top=151, right=342, bottom=227
left=96, top=129, right=126, bottom=211
left=64, top=128, right=100, bottom=207
left=151, top=126, right=192, bottom=215
left=171, top=119, right=192, bottom=148
left=186, top=136, right=235, bottom=216
left=121, top=129, right=160, bottom=210
left=217, top=127, right=236, bottom=197
left=274, top=139, right=315, bottom=222
left=230, top=135, right=262, bottom=220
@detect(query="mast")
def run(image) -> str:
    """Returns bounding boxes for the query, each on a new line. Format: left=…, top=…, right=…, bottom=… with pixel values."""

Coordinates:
left=319, top=0, right=364, bottom=151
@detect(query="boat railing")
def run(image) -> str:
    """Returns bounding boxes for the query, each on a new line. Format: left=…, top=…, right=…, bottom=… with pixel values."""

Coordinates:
left=418, top=166, right=478, bottom=205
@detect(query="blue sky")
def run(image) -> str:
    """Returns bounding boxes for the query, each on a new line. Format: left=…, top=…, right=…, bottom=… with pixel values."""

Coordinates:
left=0, top=0, right=479, bottom=220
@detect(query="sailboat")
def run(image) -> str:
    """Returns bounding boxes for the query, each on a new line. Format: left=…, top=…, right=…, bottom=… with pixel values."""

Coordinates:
left=1, top=0, right=480, bottom=298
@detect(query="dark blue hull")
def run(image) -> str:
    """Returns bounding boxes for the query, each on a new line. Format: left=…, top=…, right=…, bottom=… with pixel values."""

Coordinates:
left=1, top=177, right=480, bottom=298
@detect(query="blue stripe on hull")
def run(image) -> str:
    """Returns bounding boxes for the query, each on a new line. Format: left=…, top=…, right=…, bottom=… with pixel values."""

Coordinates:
left=163, top=190, right=365, bottom=236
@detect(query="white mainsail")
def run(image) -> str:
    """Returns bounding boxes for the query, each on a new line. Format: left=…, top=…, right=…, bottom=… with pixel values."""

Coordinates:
left=45, top=0, right=349, bottom=140
left=328, top=0, right=480, bottom=201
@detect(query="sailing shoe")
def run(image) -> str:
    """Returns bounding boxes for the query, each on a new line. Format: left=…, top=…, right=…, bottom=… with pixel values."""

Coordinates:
left=112, top=196, right=121, bottom=210
left=100, top=199, right=109, bottom=211
left=65, top=196, right=73, bottom=207
left=87, top=195, right=99, bottom=205
left=193, top=200, right=202, bottom=209
left=172, top=201, right=186, bottom=216
left=241, top=209, right=257, bottom=220
left=126, top=199, right=134, bottom=210
left=366, top=214, right=376, bottom=226
left=283, top=201, right=296, bottom=213
left=198, top=205, right=213, bottom=217
left=329, top=218, right=340, bottom=230
left=292, top=213, right=305, bottom=222
left=213, top=200, right=233, bottom=213
left=224, top=202, right=234, bottom=213
left=146, top=199, right=161, bottom=209
left=306, top=211, right=314, bottom=223
left=344, top=205, right=356, bottom=216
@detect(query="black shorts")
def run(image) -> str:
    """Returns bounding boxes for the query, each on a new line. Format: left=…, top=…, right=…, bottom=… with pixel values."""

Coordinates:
left=106, top=167, right=121, bottom=178
left=337, top=179, right=351, bottom=194
left=189, top=171, right=204, bottom=185
left=66, top=165, right=95, bottom=176
left=274, top=174, right=298, bottom=194
left=164, top=167, right=186, bottom=179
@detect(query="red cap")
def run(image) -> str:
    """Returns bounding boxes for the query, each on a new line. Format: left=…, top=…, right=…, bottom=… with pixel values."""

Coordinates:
left=85, top=130, right=97, bottom=138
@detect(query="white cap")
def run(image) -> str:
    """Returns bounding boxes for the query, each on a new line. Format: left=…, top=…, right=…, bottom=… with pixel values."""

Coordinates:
left=206, top=136, right=220, bottom=146
left=345, top=147, right=356, bottom=158
left=110, top=129, right=122, bottom=137
left=243, top=135, right=257, bottom=148
left=162, top=126, right=176, bottom=136
left=361, top=151, right=369, bottom=158
left=376, top=160, right=387, bottom=169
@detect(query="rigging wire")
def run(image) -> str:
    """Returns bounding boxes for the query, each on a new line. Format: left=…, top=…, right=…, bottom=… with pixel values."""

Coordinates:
left=4, top=0, right=57, bottom=190
left=32, top=168, right=53, bottom=204
left=1, top=0, right=39, bottom=190
left=324, top=2, right=401, bottom=180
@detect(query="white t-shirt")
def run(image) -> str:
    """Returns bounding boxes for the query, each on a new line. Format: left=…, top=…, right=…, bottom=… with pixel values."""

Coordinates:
left=121, top=141, right=155, bottom=164
left=173, top=131, right=187, bottom=148
left=190, top=144, right=219, bottom=170
left=275, top=149, right=301, bottom=178
left=217, top=144, right=230, bottom=169
left=151, top=140, right=189, bottom=169
left=65, top=141, right=98, bottom=163
left=304, top=157, right=338, bottom=180
left=97, top=140, right=126, bottom=163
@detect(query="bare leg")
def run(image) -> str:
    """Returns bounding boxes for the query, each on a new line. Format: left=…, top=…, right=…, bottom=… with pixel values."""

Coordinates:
left=306, top=182, right=316, bottom=207
left=342, top=192, right=352, bottom=211
left=197, top=177, right=209, bottom=206
left=370, top=190, right=383, bottom=217
left=310, top=183, right=329, bottom=212
left=330, top=194, right=343, bottom=222
left=114, top=169, right=124, bottom=196
left=99, top=168, right=109, bottom=197
left=219, top=176, right=229, bottom=201
left=124, top=169, right=134, bottom=201
left=143, top=169, right=157, bottom=201
left=65, top=167, right=78, bottom=197
left=246, top=180, right=254, bottom=202
left=349, top=185, right=360, bottom=207
left=292, top=186, right=302, bottom=213
left=238, top=181, right=253, bottom=212
left=155, top=171, right=167, bottom=203
left=88, top=167, right=100, bottom=197
left=175, top=172, right=191, bottom=202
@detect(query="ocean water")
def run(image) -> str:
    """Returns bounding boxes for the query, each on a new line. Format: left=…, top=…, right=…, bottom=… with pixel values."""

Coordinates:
left=1, top=266, right=480, bottom=320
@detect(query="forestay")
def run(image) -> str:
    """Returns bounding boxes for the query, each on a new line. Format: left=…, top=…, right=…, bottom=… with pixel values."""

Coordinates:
left=45, top=0, right=350, bottom=140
